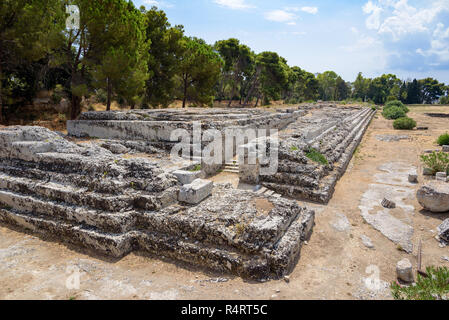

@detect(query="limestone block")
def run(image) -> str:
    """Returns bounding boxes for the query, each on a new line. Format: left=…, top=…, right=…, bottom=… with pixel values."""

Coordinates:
left=172, top=170, right=202, bottom=185
left=178, top=179, right=213, bottom=204
left=436, top=172, right=447, bottom=181
left=417, top=182, right=449, bottom=213
left=397, top=258, right=414, bottom=283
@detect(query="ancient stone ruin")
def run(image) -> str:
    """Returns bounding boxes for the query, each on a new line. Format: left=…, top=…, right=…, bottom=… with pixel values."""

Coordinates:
left=0, top=104, right=375, bottom=280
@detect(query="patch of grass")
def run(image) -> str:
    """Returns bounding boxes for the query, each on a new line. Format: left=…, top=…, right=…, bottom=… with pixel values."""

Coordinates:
left=391, top=266, right=449, bottom=300
left=306, top=148, right=329, bottom=166
left=420, top=151, right=449, bottom=175
left=437, top=133, right=449, bottom=146
left=190, top=164, right=202, bottom=172
left=290, top=146, right=299, bottom=152
left=393, top=117, right=417, bottom=130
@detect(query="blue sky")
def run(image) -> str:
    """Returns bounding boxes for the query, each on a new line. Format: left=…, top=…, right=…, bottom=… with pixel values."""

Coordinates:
left=134, top=0, right=449, bottom=83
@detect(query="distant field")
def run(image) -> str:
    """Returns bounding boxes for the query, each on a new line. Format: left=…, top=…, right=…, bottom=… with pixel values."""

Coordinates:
left=406, top=104, right=449, bottom=113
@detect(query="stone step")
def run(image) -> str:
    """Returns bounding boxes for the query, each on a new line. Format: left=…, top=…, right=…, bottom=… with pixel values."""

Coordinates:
left=0, top=189, right=136, bottom=233
left=223, top=169, right=239, bottom=174
left=0, top=206, right=312, bottom=280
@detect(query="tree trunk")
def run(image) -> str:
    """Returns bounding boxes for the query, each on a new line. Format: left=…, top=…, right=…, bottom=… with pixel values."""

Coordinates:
left=243, top=68, right=261, bottom=106
left=70, top=95, right=81, bottom=120
left=106, top=77, right=112, bottom=111
left=255, top=94, right=260, bottom=107
left=0, top=64, right=3, bottom=123
left=182, top=75, right=188, bottom=108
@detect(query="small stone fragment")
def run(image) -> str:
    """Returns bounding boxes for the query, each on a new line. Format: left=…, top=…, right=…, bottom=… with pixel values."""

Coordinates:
left=408, top=174, right=418, bottom=183
left=381, top=198, right=396, bottom=209
left=396, top=258, right=414, bottom=283
left=443, top=145, right=449, bottom=152
left=437, top=219, right=449, bottom=243
left=436, top=172, right=447, bottom=182
left=284, top=276, right=290, bottom=283
left=423, top=168, right=434, bottom=176
left=360, top=235, right=374, bottom=249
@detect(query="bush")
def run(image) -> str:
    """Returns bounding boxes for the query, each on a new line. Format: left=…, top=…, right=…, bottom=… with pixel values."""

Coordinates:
left=437, top=133, right=449, bottom=146
left=385, top=100, right=409, bottom=113
left=306, top=148, right=329, bottom=165
left=393, top=117, right=417, bottom=130
left=382, top=106, right=406, bottom=120
left=420, top=151, right=449, bottom=175
left=391, top=266, right=449, bottom=300
left=51, top=84, right=66, bottom=104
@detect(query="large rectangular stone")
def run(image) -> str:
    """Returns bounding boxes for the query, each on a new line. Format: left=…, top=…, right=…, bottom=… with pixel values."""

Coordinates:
left=178, top=179, right=213, bottom=204
left=172, top=170, right=202, bottom=185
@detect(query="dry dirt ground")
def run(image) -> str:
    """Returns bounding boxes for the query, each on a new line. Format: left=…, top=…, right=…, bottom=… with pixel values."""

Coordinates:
left=1, top=106, right=448, bottom=300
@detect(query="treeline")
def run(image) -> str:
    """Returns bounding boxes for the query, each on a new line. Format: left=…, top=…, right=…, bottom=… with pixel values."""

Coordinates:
left=1, top=1, right=448, bottom=123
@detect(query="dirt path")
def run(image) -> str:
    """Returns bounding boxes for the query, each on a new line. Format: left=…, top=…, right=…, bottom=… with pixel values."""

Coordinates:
left=1, top=107, right=448, bottom=300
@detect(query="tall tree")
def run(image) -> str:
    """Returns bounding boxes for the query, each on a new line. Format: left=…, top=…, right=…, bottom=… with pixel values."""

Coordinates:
left=317, top=71, right=339, bottom=101
left=0, top=0, right=63, bottom=122
left=143, top=6, right=184, bottom=108
left=215, top=38, right=254, bottom=107
left=90, top=1, right=149, bottom=111
left=406, top=79, right=422, bottom=104
left=420, top=77, right=445, bottom=104
left=353, top=72, right=370, bottom=101
left=177, top=37, right=222, bottom=108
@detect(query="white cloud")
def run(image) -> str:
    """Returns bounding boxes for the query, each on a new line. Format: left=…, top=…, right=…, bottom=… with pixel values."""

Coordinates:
left=363, top=1, right=383, bottom=30
left=214, top=0, right=255, bottom=10
left=301, top=7, right=318, bottom=15
left=417, top=23, right=449, bottom=62
left=264, top=9, right=297, bottom=23
left=363, top=0, right=449, bottom=40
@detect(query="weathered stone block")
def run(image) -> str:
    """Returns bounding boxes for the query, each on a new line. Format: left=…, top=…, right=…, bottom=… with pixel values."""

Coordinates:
left=178, top=179, right=213, bottom=204
left=436, top=172, right=447, bottom=181
left=397, top=258, right=414, bottom=283
left=172, top=170, right=201, bottom=185
left=438, top=219, right=449, bottom=243
left=443, top=145, right=449, bottom=152
left=417, top=182, right=449, bottom=213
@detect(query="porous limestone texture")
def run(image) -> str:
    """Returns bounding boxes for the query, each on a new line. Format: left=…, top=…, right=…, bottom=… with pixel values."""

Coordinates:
left=417, top=182, right=449, bottom=213
left=0, top=126, right=314, bottom=280
left=261, top=106, right=376, bottom=203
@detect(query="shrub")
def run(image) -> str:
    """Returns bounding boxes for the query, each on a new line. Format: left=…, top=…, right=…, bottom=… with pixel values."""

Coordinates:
left=385, top=100, right=409, bottom=113
left=393, top=117, right=417, bottom=130
left=306, top=148, right=328, bottom=165
left=391, top=266, right=449, bottom=300
left=437, top=133, right=449, bottom=146
left=382, top=106, right=406, bottom=120
left=420, top=151, right=449, bottom=175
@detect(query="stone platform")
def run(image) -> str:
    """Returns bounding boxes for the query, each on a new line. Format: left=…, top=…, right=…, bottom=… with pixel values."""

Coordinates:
left=0, top=126, right=314, bottom=280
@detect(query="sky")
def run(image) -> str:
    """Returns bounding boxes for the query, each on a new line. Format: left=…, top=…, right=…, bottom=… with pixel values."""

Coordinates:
left=134, top=0, right=449, bottom=83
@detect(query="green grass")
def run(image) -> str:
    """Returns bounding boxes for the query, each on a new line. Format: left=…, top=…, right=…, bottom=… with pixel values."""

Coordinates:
left=306, top=148, right=329, bottom=165
left=290, top=146, right=299, bottom=152
left=190, top=164, right=202, bottom=172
